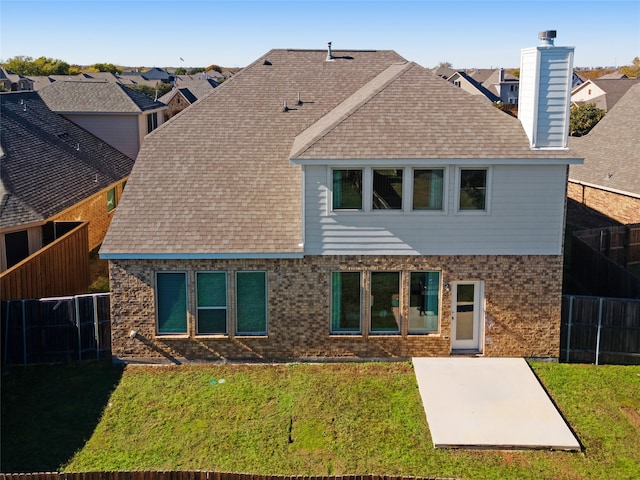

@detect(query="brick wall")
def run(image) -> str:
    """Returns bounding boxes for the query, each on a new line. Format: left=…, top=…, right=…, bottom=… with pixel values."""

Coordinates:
left=109, top=254, right=563, bottom=362
left=568, top=181, right=640, bottom=225
left=53, top=180, right=126, bottom=250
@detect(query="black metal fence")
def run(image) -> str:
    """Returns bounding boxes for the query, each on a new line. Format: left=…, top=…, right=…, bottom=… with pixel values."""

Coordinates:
left=1, top=294, right=111, bottom=367
left=570, top=225, right=640, bottom=298
left=561, top=295, right=640, bottom=365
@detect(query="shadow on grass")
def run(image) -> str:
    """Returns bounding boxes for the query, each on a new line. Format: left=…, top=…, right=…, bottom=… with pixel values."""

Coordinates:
left=1, top=361, right=123, bottom=473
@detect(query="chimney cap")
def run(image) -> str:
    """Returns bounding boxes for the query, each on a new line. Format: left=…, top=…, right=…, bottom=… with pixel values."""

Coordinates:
left=538, top=30, right=557, bottom=41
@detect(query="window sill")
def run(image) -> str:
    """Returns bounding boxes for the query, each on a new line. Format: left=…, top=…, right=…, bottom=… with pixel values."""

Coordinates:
left=329, top=333, right=364, bottom=337
left=155, top=334, right=189, bottom=340
left=195, top=334, right=229, bottom=339
left=234, top=335, right=268, bottom=339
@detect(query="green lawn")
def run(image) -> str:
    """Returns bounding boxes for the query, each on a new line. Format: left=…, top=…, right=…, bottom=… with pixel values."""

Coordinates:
left=2, top=361, right=639, bottom=479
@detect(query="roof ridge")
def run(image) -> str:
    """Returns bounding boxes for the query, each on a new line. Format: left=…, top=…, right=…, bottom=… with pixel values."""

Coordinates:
left=289, top=61, right=414, bottom=159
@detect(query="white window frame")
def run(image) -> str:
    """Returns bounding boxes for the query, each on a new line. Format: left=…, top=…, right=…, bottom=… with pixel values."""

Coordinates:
left=455, top=166, right=491, bottom=214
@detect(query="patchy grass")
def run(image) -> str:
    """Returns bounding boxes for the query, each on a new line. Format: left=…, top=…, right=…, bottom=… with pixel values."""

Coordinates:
left=2, top=362, right=640, bottom=479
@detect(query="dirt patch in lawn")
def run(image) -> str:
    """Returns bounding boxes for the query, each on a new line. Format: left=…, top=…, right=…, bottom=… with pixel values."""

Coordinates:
left=620, top=407, right=640, bottom=429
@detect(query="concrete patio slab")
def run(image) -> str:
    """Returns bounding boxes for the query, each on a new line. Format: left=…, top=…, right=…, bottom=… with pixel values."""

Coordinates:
left=412, top=357, right=580, bottom=450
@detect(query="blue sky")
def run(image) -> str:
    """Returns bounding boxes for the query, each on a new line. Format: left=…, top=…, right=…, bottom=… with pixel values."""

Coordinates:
left=1, top=1, right=638, bottom=69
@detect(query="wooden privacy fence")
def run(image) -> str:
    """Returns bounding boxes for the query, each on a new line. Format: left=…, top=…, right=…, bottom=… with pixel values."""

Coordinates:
left=561, top=295, right=640, bottom=365
left=1, top=293, right=111, bottom=366
left=0, top=473, right=454, bottom=480
left=574, top=223, right=640, bottom=268
left=0, top=222, right=90, bottom=301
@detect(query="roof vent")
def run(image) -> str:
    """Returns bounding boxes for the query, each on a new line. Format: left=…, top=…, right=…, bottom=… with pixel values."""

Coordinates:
left=326, top=41, right=334, bottom=62
left=538, top=30, right=556, bottom=46
left=282, top=100, right=289, bottom=112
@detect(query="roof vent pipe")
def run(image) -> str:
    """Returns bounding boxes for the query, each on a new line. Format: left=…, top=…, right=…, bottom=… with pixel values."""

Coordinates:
left=326, top=41, right=334, bottom=61
left=538, top=30, right=556, bottom=46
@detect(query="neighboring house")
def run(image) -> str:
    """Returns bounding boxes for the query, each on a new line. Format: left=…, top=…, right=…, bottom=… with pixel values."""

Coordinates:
left=159, top=79, right=218, bottom=120
left=158, top=87, right=198, bottom=121
left=572, top=71, right=585, bottom=88
left=571, top=78, right=640, bottom=111
left=481, top=69, right=520, bottom=104
left=446, top=68, right=518, bottom=104
left=446, top=71, right=500, bottom=102
left=597, top=71, right=629, bottom=79
left=101, top=35, right=580, bottom=363
left=0, top=91, right=134, bottom=273
left=0, top=68, right=34, bottom=91
left=568, top=83, right=640, bottom=224
left=122, top=67, right=174, bottom=83
left=38, top=80, right=167, bottom=159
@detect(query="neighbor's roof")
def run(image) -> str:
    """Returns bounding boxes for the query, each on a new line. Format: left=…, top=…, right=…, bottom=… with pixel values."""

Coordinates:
left=38, top=80, right=166, bottom=113
left=0, top=92, right=135, bottom=229
left=569, top=82, right=640, bottom=197
left=101, top=48, right=579, bottom=257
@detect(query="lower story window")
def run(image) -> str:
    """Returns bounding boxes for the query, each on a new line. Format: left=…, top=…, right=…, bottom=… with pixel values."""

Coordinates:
left=331, top=271, right=361, bottom=333
left=236, top=271, right=267, bottom=335
left=196, top=272, right=227, bottom=335
left=409, top=271, right=440, bottom=333
left=371, top=271, right=400, bottom=334
left=156, top=272, right=187, bottom=334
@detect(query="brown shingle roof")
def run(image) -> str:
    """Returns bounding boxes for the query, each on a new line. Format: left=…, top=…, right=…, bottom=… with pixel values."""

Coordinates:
left=569, top=83, right=640, bottom=196
left=101, top=48, right=578, bottom=257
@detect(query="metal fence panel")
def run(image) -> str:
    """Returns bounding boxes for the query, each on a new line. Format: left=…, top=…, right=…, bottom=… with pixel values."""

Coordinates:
left=1, top=294, right=110, bottom=367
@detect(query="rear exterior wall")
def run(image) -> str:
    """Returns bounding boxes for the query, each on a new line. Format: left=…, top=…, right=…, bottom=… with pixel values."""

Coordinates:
left=109, top=254, right=562, bottom=362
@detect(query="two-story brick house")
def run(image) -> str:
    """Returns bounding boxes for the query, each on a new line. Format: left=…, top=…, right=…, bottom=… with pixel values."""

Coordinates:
left=101, top=35, right=581, bottom=363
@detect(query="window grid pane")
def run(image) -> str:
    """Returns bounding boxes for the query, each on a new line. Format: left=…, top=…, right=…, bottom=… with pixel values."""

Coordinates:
left=331, top=272, right=361, bottom=333
left=409, top=271, right=440, bottom=333
left=236, top=271, right=267, bottom=335
left=332, top=170, right=362, bottom=210
left=459, top=169, right=487, bottom=210
left=413, top=169, right=443, bottom=210
left=156, top=272, right=187, bottom=334
left=373, top=169, right=403, bottom=209
left=197, top=272, right=227, bottom=335
left=370, top=272, right=400, bottom=333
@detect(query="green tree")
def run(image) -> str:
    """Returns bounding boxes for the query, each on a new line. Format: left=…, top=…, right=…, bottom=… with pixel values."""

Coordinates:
left=2, top=55, right=71, bottom=75
left=619, top=56, right=639, bottom=78
left=128, top=82, right=172, bottom=100
left=87, top=63, right=122, bottom=74
left=174, top=67, right=187, bottom=75
left=570, top=103, right=606, bottom=136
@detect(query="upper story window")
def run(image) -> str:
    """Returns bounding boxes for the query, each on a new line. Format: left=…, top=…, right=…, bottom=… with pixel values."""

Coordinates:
left=332, top=169, right=362, bottom=210
left=147, top=112, right=158, bottom=133
left=373, top=169, right=403, bottom=210
left=106, top=187, right=117, bottom=212
left=413, top=169, right=444, bottom=210
left=459, top=168, right=488, bottom=211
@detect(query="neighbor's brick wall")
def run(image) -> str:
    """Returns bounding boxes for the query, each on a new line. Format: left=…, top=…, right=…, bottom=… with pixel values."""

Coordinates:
left=52, top=181, right=126, bottom=250
left=109, top=255, right=563, bottom=362
left=568, top=181, right=640, bottom=224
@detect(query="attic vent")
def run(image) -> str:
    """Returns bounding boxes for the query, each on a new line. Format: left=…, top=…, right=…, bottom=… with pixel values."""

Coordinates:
left=263, top=60, right=272, bottom=66
left=538, top=30, right=556, bottom=46
left=326, top=41, right=334, bottom=61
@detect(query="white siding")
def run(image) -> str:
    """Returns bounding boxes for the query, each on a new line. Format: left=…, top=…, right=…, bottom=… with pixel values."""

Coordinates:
left=64, top=113, right=140, bottom=159
left=303, top=164, right=567, bottom=256
left=518, top=46, right=574, bottom=149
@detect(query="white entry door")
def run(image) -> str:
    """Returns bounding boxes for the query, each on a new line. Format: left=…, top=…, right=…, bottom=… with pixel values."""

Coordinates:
left=451, top=281, right=483, bottom=352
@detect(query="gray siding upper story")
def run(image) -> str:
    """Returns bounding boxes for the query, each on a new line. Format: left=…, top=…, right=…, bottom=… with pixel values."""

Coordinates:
left=303, top=163, right=567, bottom=256
left=62, top=113, right=141, bottom=160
